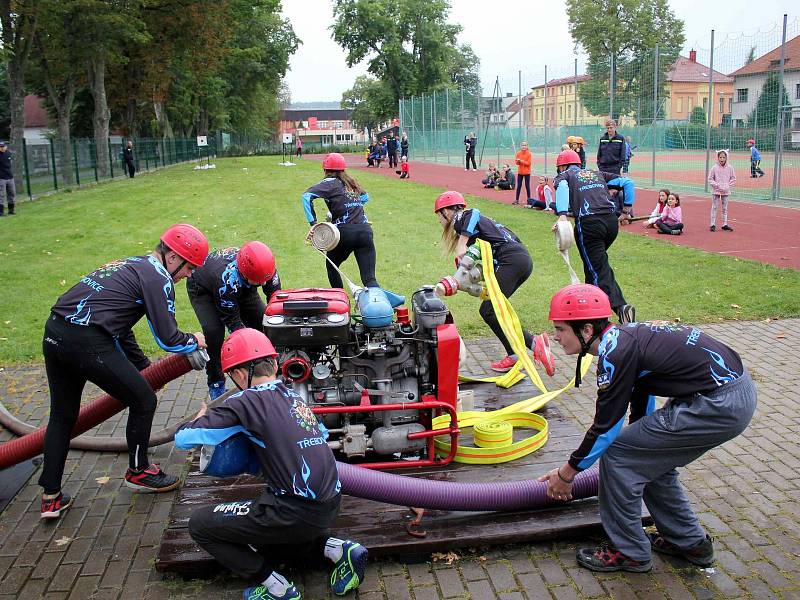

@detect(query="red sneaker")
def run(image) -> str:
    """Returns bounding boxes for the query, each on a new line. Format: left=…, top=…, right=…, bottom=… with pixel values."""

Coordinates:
left=532, top=333, right=556, bottom=376
left=490, top=355, right=517, bottom=372
left=124, top=464, right=180, bottom=493
left=576, top=542, right=652, bottom=573
left=41, top=492, right=73, bottom=519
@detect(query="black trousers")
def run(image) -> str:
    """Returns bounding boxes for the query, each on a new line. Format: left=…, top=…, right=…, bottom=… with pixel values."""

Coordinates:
left=465, top=150, right=477, bottom=170
left=187, top=280, right=266, bottom=384
left=574, top=213, right=626, bottom=311
left=479, top=247, right=534, bottom=356
left=39, top=315, right=157, bottom=493
left=189, top=492, right=340, bottom=580
left=388, top=151, right=398, bottom=168
left=326, top=224, right=379, bottom=288
left=598, top=163, right=621, bottom=175
left=125, top=160, right=136, bottom=178
left=515, top=174, right=531, bottom=202
left=656, top=220, right=684, bottom=234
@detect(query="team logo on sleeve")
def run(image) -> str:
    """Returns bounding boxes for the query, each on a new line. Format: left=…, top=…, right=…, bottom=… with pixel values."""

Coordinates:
left=290, top=399, right=319, bottom=434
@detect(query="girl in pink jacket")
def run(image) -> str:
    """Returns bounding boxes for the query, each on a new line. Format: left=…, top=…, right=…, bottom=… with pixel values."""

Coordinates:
left=708, top=149, right=736, bottom=232
left=656, top=193, right=684, bottom=235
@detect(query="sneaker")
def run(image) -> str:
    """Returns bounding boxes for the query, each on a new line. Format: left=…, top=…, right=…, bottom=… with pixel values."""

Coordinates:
left=208, top=380, right=226, bottom=400
left=758, top=172, right=765, bottom=177
left=709, top=225, right=716, bottom=232
left=242, top=584, right=301, bottom=600
left=330, top=540, right=368, bottom=595
left=721, top=225, right=733, bottom=231
left=576, top=542, right=652, bottom=573
left=124, top=464, right=180, bottom=493
left=648, top=532, right=715, bottom=567
left=41, top=492, right=73, bottom=519
left=532, top=333, right=556, bottom=376
left=670, top=230, right=682, bottom=235
left=490, top=355, right=517, bottom=372
left=618, top=303, right=636, bottom=325
left=512, top=200, right=520, bottom=205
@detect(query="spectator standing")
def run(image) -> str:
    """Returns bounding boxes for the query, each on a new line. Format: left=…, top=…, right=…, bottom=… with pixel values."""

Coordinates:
left=464, top=132, right=477, bottom=171
left=387, top=132, right=399, bottom=168
left=708, top=149, right=736, bottom=232
left=123, top=140, right=136, bottom=178
left=400, top=132, right=409, bottom=159
left=513, top=141, right=532, bottom=205
left=622, top=136, right=637, bottom=173
left=597, top=119, right=625, bottom=174
left=0, top=141, right=16, bottom=216
left=746, top=139, right=765, bottom=178
left=295, top=137, right=303, bottom=158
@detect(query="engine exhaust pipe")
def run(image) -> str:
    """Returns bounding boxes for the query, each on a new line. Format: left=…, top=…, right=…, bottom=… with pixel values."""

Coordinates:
left=282, top=355, right=312, bottom=383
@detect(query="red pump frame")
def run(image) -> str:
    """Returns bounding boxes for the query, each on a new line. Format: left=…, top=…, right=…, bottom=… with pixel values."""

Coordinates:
left=312, top=397, right=460, bottom=470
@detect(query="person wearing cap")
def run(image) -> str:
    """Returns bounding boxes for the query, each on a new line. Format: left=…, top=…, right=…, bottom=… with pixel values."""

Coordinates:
left=552, top=148, right=637, bottom=324
left=746, top=139, right=765, bottom=178
left=433, top=190, right=555, bottom=375
left=597, top=119, right=625, bottom=174
left=187, top=241, right=281, bottom=400
left=176, top=328, right=368, bottom=600
left=539, top=284, right=756, bottom=573
left=39, top=224, right=209, bottom=519
left=568, top=136, right=587, bottom=169
left=0, top=140, right=17, bottom=216
left=301, top=152, right=380, bottom=289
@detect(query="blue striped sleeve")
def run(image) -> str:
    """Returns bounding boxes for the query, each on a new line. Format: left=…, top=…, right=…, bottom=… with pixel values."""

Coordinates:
left=607, top=177, right=635, bottom=207
left=302, top=192, right=318, bottom=223
left=465, top=209, right=481, bottom=236
left=576, top=415, right=626, bottom=470
left=360, top=192, right=369, bottom=204
left=555, top=179, right=570, bottom=214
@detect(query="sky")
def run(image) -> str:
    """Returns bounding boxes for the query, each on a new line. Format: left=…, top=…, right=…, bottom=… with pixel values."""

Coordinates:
left=281, top=0, right=796, bottom=103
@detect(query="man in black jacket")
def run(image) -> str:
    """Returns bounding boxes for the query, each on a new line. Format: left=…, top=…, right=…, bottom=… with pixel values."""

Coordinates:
left=596, top=119, right=625, bottom=174
left=0, top=141, right=16, bottom=216
left=386, top=132, right=399, bottom=168
left=123, top=140, right=136, bottom=178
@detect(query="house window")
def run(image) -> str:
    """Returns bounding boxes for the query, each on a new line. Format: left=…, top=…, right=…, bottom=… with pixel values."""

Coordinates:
left=793, top=117, right=800, bottom=130
left=318, top=120, right=328, bottom=129
left=334, top=120, right=344, bottom=128
left=702, top=97, right=707, bottom=111
left=737, top=88, right=748, bottom=103
left=567, top=104, right=572, bottom=118
left=720, top=97, right=725, bottom=113
left=677, top=98, right=683, bottom=113
left=688, top=97, right=693, bottom=111
left=796, top=83, right=800, bottom=99
left=559, top=106, right=563, bottom=119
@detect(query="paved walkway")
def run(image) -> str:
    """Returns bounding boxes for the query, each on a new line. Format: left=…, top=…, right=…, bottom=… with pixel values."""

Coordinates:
left=1, top=318, right=799, bottom=599
left=325, top=155, right=800, bottom=271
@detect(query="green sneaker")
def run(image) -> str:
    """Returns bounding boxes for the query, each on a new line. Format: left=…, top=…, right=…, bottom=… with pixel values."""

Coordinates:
left=242, top=584, right=301, bottom=600
left=330, top=540, right=368, bottom=595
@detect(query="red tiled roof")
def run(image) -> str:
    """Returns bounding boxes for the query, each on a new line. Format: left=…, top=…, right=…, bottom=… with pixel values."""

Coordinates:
left=531, top=74, right=591, bottom=89
left=730, top=34, right=800, bottom=76
left=666, top=56, right=732, bottom=83
left=24, top=95, right=51, bottom=128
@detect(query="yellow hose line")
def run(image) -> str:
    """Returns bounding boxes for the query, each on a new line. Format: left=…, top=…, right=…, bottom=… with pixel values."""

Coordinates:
left=435, top=240, right=594, bottom=464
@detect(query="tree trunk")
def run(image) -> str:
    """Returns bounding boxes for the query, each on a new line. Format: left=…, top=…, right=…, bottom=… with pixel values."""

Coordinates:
left=88, top=55, right=110, bottom=177
left=126, top=98, right=138, bottom=138
left=7, top=68, right=26, bottom=185
left=153, top=100, right=174, bottom=139
left=56, top=111, right=74, bottom=186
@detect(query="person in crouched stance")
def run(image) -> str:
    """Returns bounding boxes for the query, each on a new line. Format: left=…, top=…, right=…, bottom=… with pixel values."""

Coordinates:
left=176, top=328, right=367, bottom=599
left=538, top=284, right=756, bottom=573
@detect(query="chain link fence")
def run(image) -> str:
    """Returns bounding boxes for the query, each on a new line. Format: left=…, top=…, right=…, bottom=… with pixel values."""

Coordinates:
left=400, top=15, right=800, bottom=203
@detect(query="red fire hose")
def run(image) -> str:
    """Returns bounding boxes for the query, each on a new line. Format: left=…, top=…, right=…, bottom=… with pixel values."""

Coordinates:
left=0, top=354, right=191, bottom=470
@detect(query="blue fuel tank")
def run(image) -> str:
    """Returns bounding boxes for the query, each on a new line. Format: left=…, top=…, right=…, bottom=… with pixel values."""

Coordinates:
left=357, top=287, right=405, bottom=328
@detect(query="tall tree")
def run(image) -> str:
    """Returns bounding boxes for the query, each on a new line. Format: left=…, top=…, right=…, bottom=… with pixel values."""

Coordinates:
left=331, top=0, right=466, bottom=103
left=341, top=75, right=395, bottom=137
left=0, top=0, right=39, bottom=180
left=748, top=70, right=790, bottom=129
left=567, top=0, right=684, bottom=122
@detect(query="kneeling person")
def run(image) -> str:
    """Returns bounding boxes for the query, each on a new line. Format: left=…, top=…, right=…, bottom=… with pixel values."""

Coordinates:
left=176, top=329, right=367, bottom=599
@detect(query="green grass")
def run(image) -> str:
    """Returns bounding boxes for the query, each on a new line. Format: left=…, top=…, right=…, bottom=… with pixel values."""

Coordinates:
left=1, top=156, right=799, bottom=363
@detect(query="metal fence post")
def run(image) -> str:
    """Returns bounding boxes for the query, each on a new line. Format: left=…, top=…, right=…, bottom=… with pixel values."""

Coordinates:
left=771, top=14, right=788, bottom=202
left=544, top=65, right=548, bottom=174
left=108, top=139, right=114, bottom=178
left=49, top=138, right=58, bottom=191
left=432, top=90, right=437, bottom=162
left=652, top=44, right=659, bottom=188
left=574, top=58, right=578, bottom=127
left=73, top=139, right=80, bottom=185
left=703, top=31, right=715, bottom=194
left=92, top=140, right=99, bottom=182
left=22, top=139, right=32, bottom=199
left=610, top=54, right=616, bottom=121
left=421, top=93, right=426, bottom=160
left=445, top=88, right=451, bottom=164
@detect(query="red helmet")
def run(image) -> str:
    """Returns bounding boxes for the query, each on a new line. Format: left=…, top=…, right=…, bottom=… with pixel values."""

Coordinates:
left=556, top=149, right=582, bottom=168
left=746, top=139, right=755, bottom=145
left=220, top=328, right=278, bottom=372
left=161, top=224, right=209, bottom=267
left=322, top=152, right=347, bottom=171
left=434, top=191, right=466, bottom=213
left=548, top=284, right=612, bottom=321
left=237, top=241, right=276, bottom=286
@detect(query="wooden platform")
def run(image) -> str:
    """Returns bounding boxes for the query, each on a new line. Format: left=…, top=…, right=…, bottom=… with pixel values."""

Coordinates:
left=157, top=380, right=651, bottom=575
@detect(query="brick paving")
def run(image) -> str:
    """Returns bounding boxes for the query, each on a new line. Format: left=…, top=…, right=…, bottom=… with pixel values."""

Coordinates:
left=1, top=318, right=799, bottom=599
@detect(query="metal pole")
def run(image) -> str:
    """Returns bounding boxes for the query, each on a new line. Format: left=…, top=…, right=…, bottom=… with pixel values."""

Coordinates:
left=652, top=44, right=659, bottom=188
left=421, top=93, right=425, bottom=160
left=107, top=139, right=114, bottom=178
left=22, top=139, right=32, bottom=199
left=49, top=138, right=58, bottom=190
left=703, top=30, right=715, bottom=194
left=460, top=87, right=465, bottom=145
left=574, top=58, right=578, bottom=127
left=73, top=139, right=80, bottom=185
left=518, top=69, right=523, bottom=134
left=610, top=54, right=616, bottom=122
left=433, top=90, right=437, bottom=163
left=771, top=14, right=788, bottom=202
left=445, top=88, right=451, bottom=164
left=544, top=65, right=548, bottom=174
left=410, top=96, right=414, bottom=156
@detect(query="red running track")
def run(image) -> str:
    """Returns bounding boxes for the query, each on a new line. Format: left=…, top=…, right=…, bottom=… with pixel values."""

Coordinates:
left=309, top=154, right=799, bottom=271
